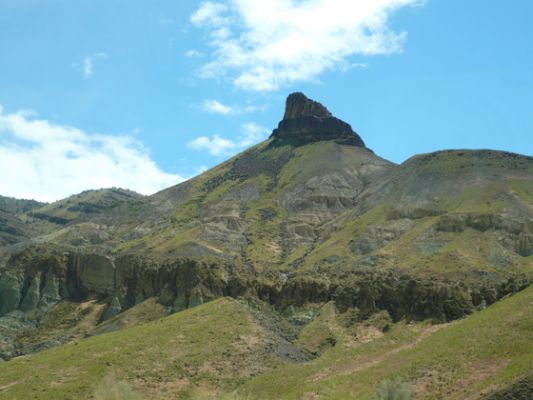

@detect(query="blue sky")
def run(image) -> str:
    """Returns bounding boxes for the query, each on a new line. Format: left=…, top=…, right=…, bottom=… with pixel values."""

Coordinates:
left=0, top=0, right=532, bottom=201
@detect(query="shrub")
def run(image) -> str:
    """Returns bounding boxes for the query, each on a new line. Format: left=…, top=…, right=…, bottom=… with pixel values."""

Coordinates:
left=376, top=379, right=411, bottom=400
left=93, top=372, right=142, bottom=400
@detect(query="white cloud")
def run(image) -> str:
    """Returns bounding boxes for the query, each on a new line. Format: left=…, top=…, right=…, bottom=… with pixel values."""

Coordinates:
left=242, top=104, right=266, bottom=113
left=191, top=2, right=229, bottom=26
left=240, top=122, right=268, bottom=146
left=185, top=49, right=203, bottom=58
left=188, top=122, right=269, bottom=156
left=203, top=99, right=235, bottom=115
left=191, top=0, right=422, bottom=91
left=188, top=135, right=236, bottom=156
left=0, top=107, right=184, bottom=202
left=81, top=52, right=107, bottom=78
left=202, top=99, right=266, bottom=115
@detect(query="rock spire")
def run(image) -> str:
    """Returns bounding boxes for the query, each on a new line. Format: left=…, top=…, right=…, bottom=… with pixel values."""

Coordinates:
left=283, top=92, right=332, bottom=120
left=270, top=92, right=365, bottom=147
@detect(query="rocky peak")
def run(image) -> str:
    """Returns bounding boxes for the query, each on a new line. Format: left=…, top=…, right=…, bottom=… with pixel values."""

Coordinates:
left=283, top=92, right=332, bottom=120
left=270, top=92, right=366, bottom=148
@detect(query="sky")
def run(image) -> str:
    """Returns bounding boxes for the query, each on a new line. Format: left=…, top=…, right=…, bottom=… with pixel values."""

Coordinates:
left=0, top=0, right=532, bottom=202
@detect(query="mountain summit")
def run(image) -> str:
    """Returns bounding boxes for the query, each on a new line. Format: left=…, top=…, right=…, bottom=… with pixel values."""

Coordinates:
left=283, top=92, right=332, bottom=119
left=270, top=92, right=366, bottom=147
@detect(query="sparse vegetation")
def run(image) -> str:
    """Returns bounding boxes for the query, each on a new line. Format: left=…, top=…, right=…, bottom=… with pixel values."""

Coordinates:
left=376, top=380, right=411, bottom=400
left=0, top=286, right=533, bottom=399
left=93, top=372, right=142, bottom=400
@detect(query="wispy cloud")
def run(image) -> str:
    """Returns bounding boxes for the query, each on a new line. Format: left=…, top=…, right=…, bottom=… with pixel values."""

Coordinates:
left=203, top=99, right=235, bottom=115
left=185, top=50, right=203, bottom=58
left=191, top=0, right=422, bottom=91
left=188, top=135, right=236, bottom=156
left=191, top=2, right=229, bottom=26
left=188, top=122, right=269, bottom=156
left=202, top=99, right=266, bottom=115
left=0, top=106, right=184, bottom=202
left=81, top=52, right=107, bottom=78
left=240, top=122, right=269, bottom=146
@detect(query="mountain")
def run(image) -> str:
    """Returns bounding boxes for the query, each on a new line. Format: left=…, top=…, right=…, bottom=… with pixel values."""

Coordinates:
left=0, top=93, right=532, bottom=399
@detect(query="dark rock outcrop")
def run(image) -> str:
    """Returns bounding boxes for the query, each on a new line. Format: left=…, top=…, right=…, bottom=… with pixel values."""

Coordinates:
left=270, top=92, right=366, bottom=147
left=283, top=92, right=332, bottom=120
left=4, top=245, right=528, bottom=325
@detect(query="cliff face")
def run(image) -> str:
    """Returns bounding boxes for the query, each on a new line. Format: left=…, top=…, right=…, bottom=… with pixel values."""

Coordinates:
left=282, top=92, right=332, bottom=119
left=0, top=239, right=529, bottom=359
left=0, top=248, right=250, bottom=318
left=270, top=92, right=366, bottom=146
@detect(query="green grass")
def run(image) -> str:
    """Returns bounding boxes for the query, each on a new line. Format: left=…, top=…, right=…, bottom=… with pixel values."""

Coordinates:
left=239, top=285, right=533, bottom=399
left=14, top=300, right=104, bottom=351
left=296, top=177, right=533, bottom=279
left=2, top=280, right=533, bottom=400
left=299, top=203, right=389, bottom=270
left=93, top=372, right=142, bottom=400
left=91, top=298, right=168, bottom=336
left=0, top=298, right=290, bottom=400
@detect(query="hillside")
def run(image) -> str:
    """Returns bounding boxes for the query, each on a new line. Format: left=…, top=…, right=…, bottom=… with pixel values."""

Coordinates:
left=1, top=286, right=533, bottom=399
left=0, top=92, right=532, bottom=399
left=240, top=282, right=533, bottom=399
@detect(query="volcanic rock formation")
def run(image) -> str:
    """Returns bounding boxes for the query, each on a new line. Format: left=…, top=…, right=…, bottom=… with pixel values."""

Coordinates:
left=270, top=92, right=366, bottom=147
left=283, top=92, right=332, bottom=119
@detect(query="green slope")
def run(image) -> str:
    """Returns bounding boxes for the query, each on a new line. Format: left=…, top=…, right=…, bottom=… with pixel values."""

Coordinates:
left=0, top=297, right=306, bottom=400
left=1, top=285, right=533, bottom=399
left=240, top=285, right=533, bottom=399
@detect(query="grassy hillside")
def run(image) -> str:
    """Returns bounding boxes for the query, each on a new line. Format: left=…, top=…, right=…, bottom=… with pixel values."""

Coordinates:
left=298, top=150, right=533, bottom=279
left=0, top=195, right=44, bottom=215
left=240, top=285, right=533, bottom=399
left=0, top=297, right=305, bottom=400
left=1, top=286, right=533, bottom=399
